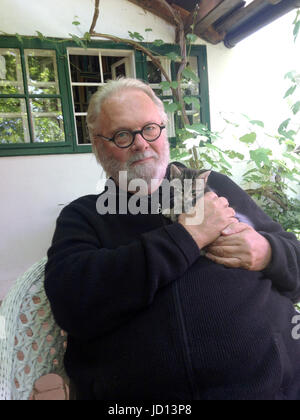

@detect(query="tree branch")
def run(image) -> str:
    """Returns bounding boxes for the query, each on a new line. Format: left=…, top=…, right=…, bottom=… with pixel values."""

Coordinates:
left=154, top=1, right=190, bottom=125
left=89, top=0, right=191, bottom=126
left=89, top=0, right=100, bottom=34
left=91, top=31, right=173, bottom=82
left=245, top=188, right=289, bottom=210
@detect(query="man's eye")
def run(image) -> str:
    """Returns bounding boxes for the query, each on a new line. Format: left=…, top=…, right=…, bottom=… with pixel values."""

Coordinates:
left=116, top=131, right=130, bottom=138
left=145, top=125, right=155, bottom=130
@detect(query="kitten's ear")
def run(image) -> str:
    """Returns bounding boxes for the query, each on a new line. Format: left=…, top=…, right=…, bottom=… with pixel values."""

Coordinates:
left=170, top=164, right=182, bottom=179
left=197, top=170, right=211, bottom=185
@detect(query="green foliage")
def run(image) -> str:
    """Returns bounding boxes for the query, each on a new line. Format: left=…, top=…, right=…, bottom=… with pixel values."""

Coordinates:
left=171, top=70, right=300, bottom=235
left=293, top=9, right=300, bottom=42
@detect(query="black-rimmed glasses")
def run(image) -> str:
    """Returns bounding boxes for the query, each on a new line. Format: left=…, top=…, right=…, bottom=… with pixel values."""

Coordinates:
left=94, top=123, right=166, bottom=149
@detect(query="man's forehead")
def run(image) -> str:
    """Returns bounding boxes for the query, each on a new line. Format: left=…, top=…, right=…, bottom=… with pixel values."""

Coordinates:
left=103, top=88, right=153, bottom=107
left=99, top=89, right=161, bottom=130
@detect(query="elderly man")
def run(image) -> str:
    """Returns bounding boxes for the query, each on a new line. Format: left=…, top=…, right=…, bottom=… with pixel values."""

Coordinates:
left=45, top=78, right=300, bottom=400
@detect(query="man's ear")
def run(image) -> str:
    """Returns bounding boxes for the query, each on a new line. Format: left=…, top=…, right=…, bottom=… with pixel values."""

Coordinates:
left=170, top=164, right=182, bottom=179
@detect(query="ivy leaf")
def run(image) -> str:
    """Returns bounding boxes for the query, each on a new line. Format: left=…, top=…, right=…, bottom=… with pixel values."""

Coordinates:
left=278, top=118, right=291, bottom=136
left=250, top=148, right=272, bottom=168
left=284, top=139, right=296, bottom=152
left=72, top=16, right=81, bottom=26
left=170, top=81, right=179, bottom=89
left=69, top=34, right=87, bottom=49
left=163, top=102, right=179, bottom=113
left=293, top=20, right=300, bottom=42
left=160, top=81, right=171, bottom=91
left=83, top=32, right=91, bottom=42
left=15, top=33, right=24, bottom=44
left=128, top=31, right=144, bottom=41
left=278, top=119, right=296, bottom=139
left=225, top=150, right=245, bottom=160
left=239, top=132, right=257, bottom=144
left=199, top=153, right=215, bottom=167
left=160, top=81, right=178, bottom=91
left=165, top=52, right=180, bottom=61
left=36, top=31, right=46, bottom=41
left=292, top=101, right=300, bottom=115
left=284, top=84, right=297, bottom=99
left=219, top=154, right=232, bottom=169
left=153, top=39, right=165, bottom=47
left=184, top=97, right=200, bottom=110
left=182, top=67, right=199, bottom=83
left=186, top=33, right=197, bottom=43
left=243, top=168, right=258, bottom=177
left=249, top=120, right=264, bottom=128
left=284, top=71, right=297, bottom=82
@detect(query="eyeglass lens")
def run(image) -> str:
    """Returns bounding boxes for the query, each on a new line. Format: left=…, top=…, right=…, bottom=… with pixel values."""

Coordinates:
left=114, top=123, right=162, bottom=147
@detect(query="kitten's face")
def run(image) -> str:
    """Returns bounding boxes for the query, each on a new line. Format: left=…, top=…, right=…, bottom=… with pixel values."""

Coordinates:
left=169, top=164, right=211, bottom=192
left=168, top=164, right=211, bottom=214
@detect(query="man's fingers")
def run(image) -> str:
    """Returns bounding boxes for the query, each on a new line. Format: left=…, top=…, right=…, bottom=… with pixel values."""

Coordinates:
left=206, top=245, right=240, bottom=258
left=222, top=222, right=250, bottom=236
left=205, top=252, right=242, bottom=268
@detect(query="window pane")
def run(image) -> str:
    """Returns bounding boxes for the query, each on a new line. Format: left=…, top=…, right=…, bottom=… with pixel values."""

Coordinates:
left=0, top=49, right=24, bottom=94
left=30, top=98, right=65, bottom=143
left=26, top=50, right=59, bottom=95
left=147, top=60, right=162, bottom=84
left=69, top=55, right=101, bottom=83
left=76, top=115, right=90, bottom=144
left=102, top=56, right=128, bottom=82
left=72, top=85, right=98, bottom=113
left=175, top=56, right=199, bottom=96
left=153, top=88, right=163, bottom=97
left=0, top=98, right=29, bottom=143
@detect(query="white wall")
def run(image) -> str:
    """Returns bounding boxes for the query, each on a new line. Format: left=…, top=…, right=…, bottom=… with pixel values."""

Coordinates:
left=207, top=11, right=299, bottom=136
left=0, top=154, right=105, bottom=299
left=0, top=0, right=299, bottom=299
left=0, top=0, right=176, bottom=42
left=205, top=11, right=300, bottom=182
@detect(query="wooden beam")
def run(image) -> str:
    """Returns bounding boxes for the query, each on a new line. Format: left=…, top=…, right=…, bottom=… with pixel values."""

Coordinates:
left=193, top=0, right=246, bottom=35
left=126, top=0, right=178, bottom=25
left=215, top=0, right=278, bottom=33
left=200, top=26, right=227, bottom=44
left=171, top=3, right=190, bottom=20
left=185, top=0, right=224, bottom=33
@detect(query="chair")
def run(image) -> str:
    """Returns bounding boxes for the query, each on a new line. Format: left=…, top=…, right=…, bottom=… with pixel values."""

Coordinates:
left=0, top=257, right=69, bottom=400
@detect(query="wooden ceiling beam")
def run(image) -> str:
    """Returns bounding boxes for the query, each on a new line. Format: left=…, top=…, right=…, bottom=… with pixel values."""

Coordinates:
left=127, top=0, right=178, bottom=25
left=191, top=0, right=246, bottom=35
left=184, top=0, right=224, bottom=33
left=215, top=0, right=278, bottom=33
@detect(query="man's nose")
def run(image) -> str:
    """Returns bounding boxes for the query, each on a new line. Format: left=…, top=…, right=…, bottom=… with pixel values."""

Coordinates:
left=131, top=133, right=149, bottom=152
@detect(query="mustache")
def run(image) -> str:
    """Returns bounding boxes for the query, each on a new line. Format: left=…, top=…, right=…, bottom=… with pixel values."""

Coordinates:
left=127, top=151, right=159, bottom=165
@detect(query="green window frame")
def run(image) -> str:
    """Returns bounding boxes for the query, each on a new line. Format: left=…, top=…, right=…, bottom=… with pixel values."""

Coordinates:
left=0, top=36, right=210, bottom=157
left=0, top=36, right=75, bottom=157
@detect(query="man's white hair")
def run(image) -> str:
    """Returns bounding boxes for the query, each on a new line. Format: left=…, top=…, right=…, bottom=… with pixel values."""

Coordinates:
left=86, top=78, right=168, bottom=162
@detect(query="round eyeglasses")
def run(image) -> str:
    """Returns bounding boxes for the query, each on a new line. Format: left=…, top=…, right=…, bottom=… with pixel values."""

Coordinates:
left=94, top=123, right=166, bottom=149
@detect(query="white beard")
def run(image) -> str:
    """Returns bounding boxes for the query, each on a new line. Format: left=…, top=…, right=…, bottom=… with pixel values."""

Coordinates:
left=98, top=139, right=170, bottom=192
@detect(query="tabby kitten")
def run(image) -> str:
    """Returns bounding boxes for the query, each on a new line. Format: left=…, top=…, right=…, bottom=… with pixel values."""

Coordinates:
left=161, top=164, right=211, bottom=223
left=162, top=164, right=253, bottom=227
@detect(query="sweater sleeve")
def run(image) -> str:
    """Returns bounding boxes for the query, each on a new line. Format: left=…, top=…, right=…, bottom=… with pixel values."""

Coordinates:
left=210, top=172, right=300, bottom=303
left=44, top=199, right=200, bottom=340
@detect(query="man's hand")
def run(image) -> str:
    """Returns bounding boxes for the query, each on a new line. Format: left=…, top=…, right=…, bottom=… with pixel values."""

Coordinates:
left=178, top=192, right=237, bottom=251
left=205, top=222, right=272, bottom=271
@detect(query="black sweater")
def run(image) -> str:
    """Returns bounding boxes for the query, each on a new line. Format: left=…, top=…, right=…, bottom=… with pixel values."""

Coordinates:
left=45, top=166, right=300, bottom=400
